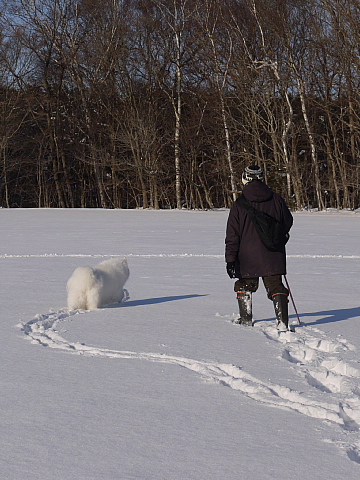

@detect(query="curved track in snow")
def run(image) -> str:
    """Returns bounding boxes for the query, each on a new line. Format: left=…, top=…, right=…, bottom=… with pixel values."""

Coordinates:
left=2, top=253, right=360, bottom=259
left=18, top=304, right=360, bottom=464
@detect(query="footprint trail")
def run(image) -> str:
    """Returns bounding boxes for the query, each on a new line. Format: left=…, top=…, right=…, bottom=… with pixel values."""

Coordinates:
left=18, top=308, right=360, bottom=464
left=254, top=318, right=360, bottom=463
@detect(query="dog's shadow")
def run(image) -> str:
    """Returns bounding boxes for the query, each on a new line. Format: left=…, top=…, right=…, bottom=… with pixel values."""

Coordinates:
left=105, top=293, right=208, bottom=309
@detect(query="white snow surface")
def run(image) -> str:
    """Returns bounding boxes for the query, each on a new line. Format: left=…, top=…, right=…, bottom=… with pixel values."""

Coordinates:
left=1, top=207, right=359, bottom=480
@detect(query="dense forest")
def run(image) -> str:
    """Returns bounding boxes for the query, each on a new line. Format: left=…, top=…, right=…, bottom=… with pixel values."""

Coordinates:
left=0, top=0, right=359, bottom=210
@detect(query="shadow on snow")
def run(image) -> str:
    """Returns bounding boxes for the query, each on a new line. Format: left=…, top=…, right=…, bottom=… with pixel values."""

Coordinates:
left=297, top=306, right=359, bottom=326
left=106, top=293, right=208, bottom=309
left=257, top=306, right=359, bottom=327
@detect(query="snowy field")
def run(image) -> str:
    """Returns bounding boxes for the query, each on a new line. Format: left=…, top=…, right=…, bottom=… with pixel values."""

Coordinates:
left=1, top=207, right=359, bottom=480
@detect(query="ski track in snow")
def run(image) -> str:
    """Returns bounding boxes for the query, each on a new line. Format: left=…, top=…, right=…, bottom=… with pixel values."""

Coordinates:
left=2, top=253, right=360, bottom=259
left=18, top=304, right=360, bottom=465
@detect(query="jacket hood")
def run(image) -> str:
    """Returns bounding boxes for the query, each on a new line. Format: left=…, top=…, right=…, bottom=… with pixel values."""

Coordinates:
left=242, top=180, right=274, bottom=203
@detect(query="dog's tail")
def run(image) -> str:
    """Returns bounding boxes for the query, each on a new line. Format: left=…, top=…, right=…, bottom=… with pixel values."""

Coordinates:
left=67, top=266, right=100, bottom=310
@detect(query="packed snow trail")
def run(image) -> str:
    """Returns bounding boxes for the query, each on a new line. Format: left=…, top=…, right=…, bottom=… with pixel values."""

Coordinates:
left=220, top=312, right=360, bottom=463
left=18, top=306, right=360, bottom=464
left=2, top=253, right=360, bottom=259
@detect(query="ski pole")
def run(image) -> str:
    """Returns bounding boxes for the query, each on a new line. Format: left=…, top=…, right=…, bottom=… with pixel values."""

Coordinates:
left=284, top=275, right=302, bottom=325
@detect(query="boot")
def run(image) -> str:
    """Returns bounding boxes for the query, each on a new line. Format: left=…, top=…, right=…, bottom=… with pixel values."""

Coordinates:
left=234, top=291, right=253, bottom=326
left=272, top=293, right=289, bottom=331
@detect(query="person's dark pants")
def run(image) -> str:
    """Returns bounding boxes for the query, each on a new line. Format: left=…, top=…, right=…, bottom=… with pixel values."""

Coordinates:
left=234, top=274, right=288, bottom=300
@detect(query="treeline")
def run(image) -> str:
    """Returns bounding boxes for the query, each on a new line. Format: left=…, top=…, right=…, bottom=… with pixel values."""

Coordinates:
left=0, top=0, right=359, bottom=210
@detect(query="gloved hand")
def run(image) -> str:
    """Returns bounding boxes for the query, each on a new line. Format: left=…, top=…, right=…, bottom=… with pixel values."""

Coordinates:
left=226, top=262, right=236, bottom=279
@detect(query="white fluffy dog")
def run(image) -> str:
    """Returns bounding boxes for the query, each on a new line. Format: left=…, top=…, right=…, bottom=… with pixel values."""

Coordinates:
left=67, top=257, right=129, bottom=311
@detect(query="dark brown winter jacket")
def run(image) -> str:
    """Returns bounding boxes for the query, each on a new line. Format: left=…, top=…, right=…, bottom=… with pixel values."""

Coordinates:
left=225, top=180, right=293, bottom=278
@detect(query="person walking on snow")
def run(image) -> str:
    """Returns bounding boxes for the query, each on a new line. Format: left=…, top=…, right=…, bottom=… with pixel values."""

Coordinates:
left=225, top=165, right=293, bottom=331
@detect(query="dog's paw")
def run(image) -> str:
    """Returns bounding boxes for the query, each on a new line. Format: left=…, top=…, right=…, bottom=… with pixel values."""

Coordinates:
left=121, top=289, right=130, bottom=303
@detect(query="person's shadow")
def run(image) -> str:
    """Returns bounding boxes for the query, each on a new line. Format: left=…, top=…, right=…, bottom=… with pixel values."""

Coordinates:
left=257, top=306, right=359, bottom=327
left=295, top=307, right=359, bottom=327
left=106, top=293, right=208, bottom=308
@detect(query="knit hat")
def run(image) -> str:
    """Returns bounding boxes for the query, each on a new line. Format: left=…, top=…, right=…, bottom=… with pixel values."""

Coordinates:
left=242, top=165, right=264, bottom=185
